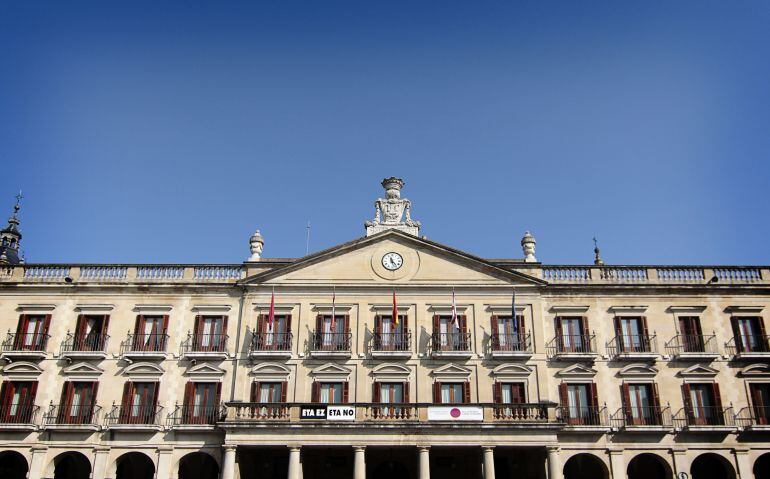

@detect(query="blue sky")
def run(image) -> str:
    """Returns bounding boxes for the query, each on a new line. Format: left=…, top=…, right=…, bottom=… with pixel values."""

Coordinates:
left=1, top=1, right=768, bottom=265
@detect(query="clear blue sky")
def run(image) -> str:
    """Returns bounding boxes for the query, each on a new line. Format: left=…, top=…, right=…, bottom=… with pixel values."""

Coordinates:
left=1, top=1, right=768, bottom=265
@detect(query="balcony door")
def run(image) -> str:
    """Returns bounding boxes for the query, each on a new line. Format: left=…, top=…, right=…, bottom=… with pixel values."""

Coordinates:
left=434, top=315, right=466, bottom=350
left=560, top=383, right=598, bottom=425
left=732, top=316, right=767, bottom=353
left=259, top=314, right=291, bottom=349
left=13, top=314, right=50, bottom=351
left=312, top=382, right=348, bottom=404
left=373, top=382, right=408, bottom=418
left=133, top=315, right=168, bottom=351
left=557, top=316, right=587, bottom=352
left=615, top=316, right=648, bottom=352
left=375, top=315, right=407, bottom=350
left=0, top=380, right=37, bottom=422
left=750, top=383, right=770, bottom=425
left=120, top=381, right=158, bottom=424
left=678, top=316, right=704, bottom=352
left=622, top=383, right=660, bottom=425
left=492, top=315, right=525, bottom=351
left=316, top=315, right=348, bottom=350
left=184, top=382, right=221, bottom=424
left=433, top=382, right=470, bottom=404
left=194, top=315, right=227, bottom=351
left=58, top=381, right=97, bottom=424
left=683, top=383, right=723, bottom=426
left=74, top=315, right=109, bottom=351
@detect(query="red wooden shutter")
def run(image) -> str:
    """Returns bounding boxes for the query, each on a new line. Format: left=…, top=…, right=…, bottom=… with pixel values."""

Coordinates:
left=621, top=384, right=631, bottom=419
left=134, top=315, right=144, bottom=335
left=184, top=382, right=195, bottom=409
left=280, top=381, right=288, bottom=403
left=374, top=315, right=382, bottom=336
left=613, top=317, right=623, bottom=351
left=554, top=317, right=563, bottom=348
left=342, top=382, right=350, bottom=404
left=463, top=382, right=471, bottom=404
left=433, top=382, right=441, bottom=403
left=758, top=318, right=769, bottom=351
left=589, top=383, right=599, bottom=409
left=121, top=382, right=132, bottom=420
left=101, top=315, right=110, bottom=336
left=0, top=381, right=9, bottom=418
left=559, top=384, right=569, bottom=421
left=517, top=313, right=525, bottom=336
left=14, top=314, right=26, bottom=337
left=75, top=315, right=86, bottom=338
left=250, top=382, right=259, bottom=402
left=284, top=314, right=292, bottom=334
left=220, top=316, right=229, bottom=349
left=315, top=314, right=323, bottom=332
left=403, top=382, right=410, bottom=403
left=161, top=315, right=169, bottom=335
left=60, top=382, right=74, bottom=423
left=493, top=382, right=502, bottom=404
left=401, top=314, right=408, bottom=329
left=215, top=383, right=222, bottom=406
left=459, top=315, right=467, bottom=333
left=730, top=317, right=742, bottom=351
left=373, top=382, right=381, bottom=402
left=513, top=383, right=525, bottom=403
left=682, top=384, right=693, bottom=421
left=432, top=315, right=440, bottom=334
left=41, top=314, right=51, bottom=337
left=490, top=315, right=499, bottom=341
left=651, top=383, right=661, bottom=424
left=640, top=316, right=649, bottom=344
left=257, top=314, right=266, bottom=334
left=90, top=382, right=99, bottom=407
left=29, top=381, right=38, bottom=403
left=193, top=315, right=202, bottom=348
left=312, top=382, right=320, bottom=403
left=711, top=383, right=723, bottom=411
left=343, top=315, right=350, bottom=332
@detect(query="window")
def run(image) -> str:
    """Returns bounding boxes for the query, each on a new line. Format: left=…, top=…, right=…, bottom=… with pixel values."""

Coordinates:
left=251, top=382, right=287, bottom=403
left=193, top=315, right=228, bottom=351
left=491, top=315, right=526, bottom=351
left=683, top=383, right=723, bottom=426
left=559, top=383, right=599, bottom=425
left=132, top=315, right=168, bottom=352
left=750, top=383, right=770, bottom=425
left=622, top=383, right=661, bottom=425
left=0, top=381, right=37, bottom=423
left=312, top=382, right=349, bottom=404
left=374, top=314, right=408, bottom=351
left=493, top=382, right=528, bottom=420
left=257, top=314, right=292, bottom=350
left=183, top=382, right=221, bottom=424
left=119, top=381, right=158, bottom=424
left=556, top=316, right=589, bottom=353
left=433, top=315, right=467, bottom=351
left=433, top=382, right=470, bottom=404
left=731, top=316, right=768, bottom=353
left=13, top=314, right=50, bottom=351
left=74, top=315, right=109, bottom=351
left=614, top=316, right=649, bottom=352
left=373, top=382, right=409, bottom=418
left=678, top=316, right=704, bottom=352
left=315, top=315, right=349, bottom=350
left=57, top=382, right=98, bottom=424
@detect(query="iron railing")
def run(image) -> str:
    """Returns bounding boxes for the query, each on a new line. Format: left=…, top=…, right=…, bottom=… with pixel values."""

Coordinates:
left=182, top=333, right=229, bottom=353
left=60, top=332, right=109, bottom=353
left=250, top=332, right=293, bottom=352
left=105, top=404, right=163, bottom=426
left=666, top=334, right=718, bottom=355
left=44, top=403, right=101, bottom=426
left=430, top=332, right=472, bottom=352
left=611, top=405, right=672, bottom=428
left=310, top=331, right=352, bottom=352
left=557, top=405, right=608, bottom=427
left=373, top=331, right=411, bottom=352
left=676, top=406, right=735, bottom=428
left=546, top=333, right=596, bottom=358
left=0, top=403, right=40, bottom=424
left=120, top=332, right=169, bottom=354
left=735, top=406, right=770, bottom=428
left=167, top=404, right=226, bottom=426
left=726, top=335, right=770, bottom=355
left=606, top=334, right=657, bottom=356
left=490, top=332, right=532, bottom=353
left=2, top=331, right=49, bottom=352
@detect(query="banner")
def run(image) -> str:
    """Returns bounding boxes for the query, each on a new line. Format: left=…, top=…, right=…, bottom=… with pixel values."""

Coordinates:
left=299, top=405, right=356, bottom=421
left=427, top=406, right=484, bottom=421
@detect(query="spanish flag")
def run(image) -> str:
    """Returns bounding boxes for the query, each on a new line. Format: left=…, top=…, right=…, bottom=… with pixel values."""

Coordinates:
left=392, top=289, right=399, bottom=327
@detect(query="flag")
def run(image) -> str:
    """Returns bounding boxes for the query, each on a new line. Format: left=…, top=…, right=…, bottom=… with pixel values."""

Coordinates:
left=267, top=287, right=275, bottom=331
left=511, top=287, right=516, bottom=320
left=330, top=286, right=336, bottom=332
left=392, top=289, right=399, bottom=327
left=451, top=287, right=459, bottom=329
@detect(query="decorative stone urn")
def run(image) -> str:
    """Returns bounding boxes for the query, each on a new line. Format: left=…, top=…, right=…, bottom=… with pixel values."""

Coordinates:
left=521, top=231, right=537, bottom=262
left=248, top=230, right=264, bottom=261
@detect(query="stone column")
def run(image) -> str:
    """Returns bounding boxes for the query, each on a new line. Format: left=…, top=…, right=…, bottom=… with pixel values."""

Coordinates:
left=733, top=449, right=752, bottom=479
left=156, top=447, right=174, bottom=479
left=354, top=446, right=366, bottom=479
left=418, top=446, right=430, bottom=479
left=222, top=445, right=237, bottom=479
left=546, top=447, right=562, bottom=479
left=482, top=447, right=496, bottom=479
left=28, top=446, right=48, bottom=479
left=92, top=446, right=111, bottom=479
left=608, top=450, right=625, bottom=479
left=288, top=447, right=302, bottom=479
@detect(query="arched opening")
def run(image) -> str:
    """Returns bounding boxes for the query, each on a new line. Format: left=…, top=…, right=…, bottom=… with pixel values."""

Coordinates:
left=116, top=452, right=155, bottom=479
left=0, top=451, right=28, bottom=479
left=371, top=458, right=411, bottom=479
left=754, top=453, right=770, bottom=479
left=179, top=452, right=219, bottom=479
left=691, top=453, right=736, bottom=479
left=627, top=453, right=672, bottom=479
left=53, top=451, right=91, bottom=479
left=563, top=453, right=609, bottom=479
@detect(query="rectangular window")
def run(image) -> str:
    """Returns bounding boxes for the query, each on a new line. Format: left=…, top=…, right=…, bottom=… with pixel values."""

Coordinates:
left=183, top=382, right=220, bottom=424
left=560, top=383, right=599, bottom=425
left=257, top=382, right=284, bottom=403
left=558, top=316, right=587, bottom=352
left=380, top=383, right=404, bottom=404
left=133, top=315, right=168, bottom=352
left=732, top=317, right=767, bottom=353
left=120, top=382, right=158, bottom=424
left=74, top=315, right=109, bottom=351
left=58, top=381, right=97, bottom=424
left=194, top=315, right=227, bottom=351
left=374, top=315, right=408, bottom=351
left=313, top=382, right=347, bottom=404
left=614, top=316, right=649, bottom=352
left=434, top=315, right=467, bottom=351
left=0, top=381, right=37, bottom=423
left=678, top=316, right=704, bottom=352
left=750, top=383, right=770, bottom=425
left=440, top=383, right=465, bottom=404
left=316, top=315, right=348, bottom=350
left=493, top=315, right=525, bottom=351
left=499, top=383, right=526, bottom=404
left=623, top=383, right=660, bottom=425
left=13, top=314, right=50, bottom=351
left=684, top=383, right=723, bottom=426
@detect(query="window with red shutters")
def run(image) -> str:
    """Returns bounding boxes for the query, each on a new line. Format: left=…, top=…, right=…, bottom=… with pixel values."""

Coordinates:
left=0, top=380, right=37, bottom=423
left=14, top=314, right=49, bottom=351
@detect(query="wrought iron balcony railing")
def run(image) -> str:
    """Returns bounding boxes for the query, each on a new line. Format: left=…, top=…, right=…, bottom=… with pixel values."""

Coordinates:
left=557, top=405, right=608, bottom=427
left=167, top=404, right=226, bottom=426
left=735, top=406, right=770, bottom=428
left=430, top=332, right=472, bottom=352
left=611, top=405, right=672, bottom=428
left=60, top=332, right=109, bottom=353
left=43, top=403, right=101, bottom=426
left=546, top=333, right=597, bottom=358
left=726, top=335, right=770, bottom=355
left=2, top=331, right=49, bottom=352
left=250, top=332, right=293, bottom=352
left=105, top=403, right=164, bottom=426
left=665, top=334, right=718, bottom=356
left=310, top=331, right=352, bottom=352
left=120, top=332, right=169, bottom=355
left=181, top=333, right=229, bottom=353
left=0, top=403, right=40, bottom=424
left=606, top=334, right=657, bottom=356
left=675, top=406, right=735, bottom=428
left=373, top=331, right=411, bottom=352
left=490, top=332, right=532, bottom=353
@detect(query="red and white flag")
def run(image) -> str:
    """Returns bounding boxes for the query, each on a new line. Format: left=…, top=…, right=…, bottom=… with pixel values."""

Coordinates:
left=330, top=286, right=337, bottom=332
left=451, top=287, right=459, bottom=329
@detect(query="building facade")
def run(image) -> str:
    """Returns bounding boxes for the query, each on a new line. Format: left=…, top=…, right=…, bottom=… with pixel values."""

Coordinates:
left=0, top=179, right=769, bottom=479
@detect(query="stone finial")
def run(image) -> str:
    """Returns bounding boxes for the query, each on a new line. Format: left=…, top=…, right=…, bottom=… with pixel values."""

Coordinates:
left=593, top=237, right=604, bottom=265
left=521, top=231, right=537, bottom=262
left=248, top=229, right=264, bottom=261
left=365, top=177, right=421, bottom=237
left=0, top=191, right=23, bottom=265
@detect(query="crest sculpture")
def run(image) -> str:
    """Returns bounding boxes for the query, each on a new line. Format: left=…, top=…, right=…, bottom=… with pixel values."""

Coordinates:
left=365, top=177, right=421, bottom=237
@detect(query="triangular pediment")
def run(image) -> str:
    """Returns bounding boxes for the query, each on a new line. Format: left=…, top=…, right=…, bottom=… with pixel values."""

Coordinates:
left=62, top=362, right=103, bottom=376
left=617, top=363, right=659, bottom=378
left=2, top=361, right=43, bottom=376
left=123, top=362, right=165, bottom=377
left=242, top=230, right=543, bottom=287
left=556, top=364, right=596, bottom=377
left=186, top=362, right=226, bottom=376
left=739, top=363, right=770, bottom=377
left=678, top=364, right=719, bottom=378
left=492, top=364, right=533, bottom=378
left=432, top=363, right=472, bottom=379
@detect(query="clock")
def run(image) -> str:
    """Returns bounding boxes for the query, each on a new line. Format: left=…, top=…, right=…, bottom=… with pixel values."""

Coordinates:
left=381, top=252, right=404, bottom=271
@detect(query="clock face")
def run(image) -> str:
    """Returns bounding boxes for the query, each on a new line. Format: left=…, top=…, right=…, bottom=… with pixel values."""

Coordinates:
left=381, top=252, right=404, bottom=271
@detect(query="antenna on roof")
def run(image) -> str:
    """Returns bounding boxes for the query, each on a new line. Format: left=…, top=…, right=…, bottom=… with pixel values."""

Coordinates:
left=305, top=221, right=311, bottom=256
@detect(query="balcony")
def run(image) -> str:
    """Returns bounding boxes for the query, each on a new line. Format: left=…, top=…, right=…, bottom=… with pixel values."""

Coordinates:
left=735, top=406, right=770, bottom=431
left=430, top=332, right=473, bottom=359
left=181, top=333, right=229, bottom=361
left=249, top=332, right=293, bottom=359
left=0, top=332, right=50, bottom=360
left=167, top=404, right=226, bottom=429
left=42, top=403, right=102, bottom=431
left=490, top=332, right=532, bottom=359
left=557, top=405, right=610, bottom=432
left=104, top=404, right=164, bottom=431
left=611, top=405, right=673, bottom=433
left=606, top=334, right=659, bottom=361
left=674, top=406, right=736, bottom=433
left=371, top=331, right=412, bottom=359
left=60, top=332, right=109, bottom=360
left=0, top=403, right=40, bottom=431
left=546, top=334, right=598, bottom=361
left=726, top=335, right=770, bottom=360
left=665, top=334, right=719, bottom=360
left=120, top=333, right=169, bottom=360
left=309, top=331, right=352, bottom=359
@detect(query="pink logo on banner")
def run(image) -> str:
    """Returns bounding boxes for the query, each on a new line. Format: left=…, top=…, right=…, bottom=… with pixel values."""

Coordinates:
left=450, top=408, right=462, bottom=418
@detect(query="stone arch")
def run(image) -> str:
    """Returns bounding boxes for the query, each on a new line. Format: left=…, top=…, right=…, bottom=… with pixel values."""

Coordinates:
left=45, top=451, right=92, bottom=479
left=627, top=453, right=673, bottom=479
left=0, top=450, right=28, bottom=479
left=108, top=452, right=156, bottom=479
left=563, top=452, right=609, bottom=479
left=754, top=452, right=770, bottom=478
left=690, top=452, right=736, bottom=479
left=178, top=451, right=220, bottom=479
